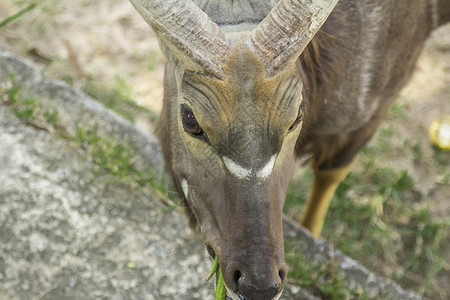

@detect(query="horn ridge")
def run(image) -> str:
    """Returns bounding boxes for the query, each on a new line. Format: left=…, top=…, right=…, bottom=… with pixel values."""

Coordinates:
left=251, top=0, right=338, bottom=77
left=130, top=0, right=230, bottom=79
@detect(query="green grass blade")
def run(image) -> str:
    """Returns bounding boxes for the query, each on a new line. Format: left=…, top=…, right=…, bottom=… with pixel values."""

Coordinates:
left=205, top=255, right=219, bottom=282
left=215, top=267, right=227, bottom=300
left=0, top=3, right=37, bottom=29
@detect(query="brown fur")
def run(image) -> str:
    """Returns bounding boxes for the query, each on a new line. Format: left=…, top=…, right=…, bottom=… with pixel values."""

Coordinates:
left=296, top=1, right=446, bottom=169
left=295, top=5, right=351, bottom=167
left=436, top=1, right=450, bottom=27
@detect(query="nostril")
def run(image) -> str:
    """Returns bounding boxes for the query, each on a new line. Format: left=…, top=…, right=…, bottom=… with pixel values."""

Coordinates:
left=233, top=270, right=242, bottom=287
left=239, top=282, right=280, bottom=300
left=279, top=269, right=286, bottom=283
left=206, top=245, right=215, bottom=259
left=235, top=267, right=285, bottom=300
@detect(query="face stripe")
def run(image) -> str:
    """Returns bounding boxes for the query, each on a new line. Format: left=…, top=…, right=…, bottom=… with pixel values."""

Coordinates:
left=181, top=179, right=189, bottom=198
left=222, top=156, right=252, bottom=179
left=256, top=154, right=277, bottom=179
left=222, top=155, right=277, bottom=180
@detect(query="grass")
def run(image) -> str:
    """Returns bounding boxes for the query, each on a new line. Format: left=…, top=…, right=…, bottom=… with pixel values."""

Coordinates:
left=284, top=100, right=450, bottom=299
left=0, top=2, right=36, bottom=29
left=285, top=241, right=371, bottom=300
left=2, top=0, right=159, bottom=125
left=1, top=81, right=176, bottom=210
left=6, top=0, right=64, bottom=36
left=82, top=76, right=158, bottom=122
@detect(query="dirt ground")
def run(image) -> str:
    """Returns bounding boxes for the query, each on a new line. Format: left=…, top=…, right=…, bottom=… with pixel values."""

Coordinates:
left=0, top=0, right=165, bottom=113
left=0, top=0, right=449, bottom=298
left=0, top=0, right=449, bottom=137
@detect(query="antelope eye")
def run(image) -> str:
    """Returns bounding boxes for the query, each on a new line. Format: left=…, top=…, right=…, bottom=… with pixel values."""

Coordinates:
left=181, top=105, right=205, bottom=137
left=288, top=106, right=304, bottom=132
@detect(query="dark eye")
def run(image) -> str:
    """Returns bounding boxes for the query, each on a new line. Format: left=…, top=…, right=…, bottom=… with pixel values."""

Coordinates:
left=181, top=104, right=205, bottom=138
left=288, top=106, right=304, bottom=132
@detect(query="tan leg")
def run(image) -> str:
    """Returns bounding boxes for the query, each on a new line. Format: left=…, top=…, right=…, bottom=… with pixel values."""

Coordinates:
left=300, top=162, right=355, bottom=237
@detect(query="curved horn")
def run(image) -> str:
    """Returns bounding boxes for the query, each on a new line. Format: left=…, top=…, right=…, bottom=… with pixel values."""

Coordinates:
left=251, top=0, right=338, bottom=76
left=129, top=0, right=230, bottom=79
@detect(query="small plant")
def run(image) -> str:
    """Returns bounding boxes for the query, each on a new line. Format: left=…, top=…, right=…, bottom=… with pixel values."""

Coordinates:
left=1, top=81, right=66, bottom=136
left=0, top=2, right=37, bottom=29
left=73, top=125, right=176, bottom=207
left=1, top=83, right=177, bottom=210
left=82, top=76, right=158, bottom=122
left=285, top=241, right=369, bottom=299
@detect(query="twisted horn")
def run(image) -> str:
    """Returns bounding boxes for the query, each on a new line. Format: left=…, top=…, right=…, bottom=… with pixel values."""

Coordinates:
left=129, top=0, right=230, bottom=79
left=251, top=0, right=339, bottom=76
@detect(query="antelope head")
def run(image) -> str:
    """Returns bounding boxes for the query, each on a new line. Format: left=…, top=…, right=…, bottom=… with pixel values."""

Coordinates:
left=130, top=0, right=337, bottom=299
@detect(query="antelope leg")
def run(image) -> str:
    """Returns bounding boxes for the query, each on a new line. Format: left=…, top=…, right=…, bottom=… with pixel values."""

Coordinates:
left=300, top=161, right=355, bottom=237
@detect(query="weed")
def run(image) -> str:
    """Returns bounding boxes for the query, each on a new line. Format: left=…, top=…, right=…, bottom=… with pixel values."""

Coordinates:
left=433, top=148, right=450, bottom=184
left=1, top=81, right=67, bottom=136
left=285, top=241, right=370, bottom=300
left=82, top=76, right=158, bottom=122
left=1, top=83, right=176, bottom=210
left=0, top=2, right=37, bottom=29
left=388, top=100, right=408, bottom=121
left=3, top=83, right=39, bottom=121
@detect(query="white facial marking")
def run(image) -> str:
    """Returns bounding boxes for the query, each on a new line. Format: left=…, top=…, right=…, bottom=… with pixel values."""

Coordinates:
left=256, top=154, right=277, bottom=179
left=222, top=156, right=252, bottom=179
left=357, top=5, right=382, bottom=109
left=181, top=179, right=188, bottom=198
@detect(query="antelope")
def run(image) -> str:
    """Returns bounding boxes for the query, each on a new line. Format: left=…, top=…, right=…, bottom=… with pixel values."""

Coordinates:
left=129, top=0, right=450, bottom=299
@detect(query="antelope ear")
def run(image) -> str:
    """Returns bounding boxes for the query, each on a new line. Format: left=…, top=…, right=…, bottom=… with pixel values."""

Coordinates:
left=251, top=0, right=338, bottom=77
left=130, top=0, right=230, bottom=79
